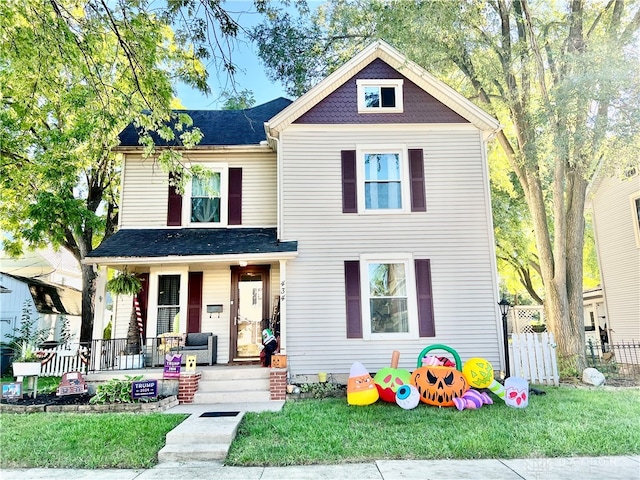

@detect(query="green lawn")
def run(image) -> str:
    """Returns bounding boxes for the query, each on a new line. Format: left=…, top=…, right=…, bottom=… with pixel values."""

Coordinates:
left=225, top=386, right=640, bottom=466
left=0, top=413, right=187, bottom=468
left=0, top=385, right=638, bottom=468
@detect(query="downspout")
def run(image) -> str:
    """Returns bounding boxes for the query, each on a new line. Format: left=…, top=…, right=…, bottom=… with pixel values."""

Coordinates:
left=265, top=125, right=286, bottom=354
left=265, top=126, right=282, bottom=238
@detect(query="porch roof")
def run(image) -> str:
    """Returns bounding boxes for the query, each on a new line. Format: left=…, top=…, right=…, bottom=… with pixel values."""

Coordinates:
left=85, top=228, right=298, bottom=264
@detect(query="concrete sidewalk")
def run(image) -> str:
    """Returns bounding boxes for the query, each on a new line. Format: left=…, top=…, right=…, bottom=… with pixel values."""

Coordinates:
left=4, top=455, right=639, bottom=479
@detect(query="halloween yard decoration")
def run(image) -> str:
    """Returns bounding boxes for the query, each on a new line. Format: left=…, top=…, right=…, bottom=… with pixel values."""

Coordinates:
left=452, top=389, right=493, bottom=411
left=411, top=344, right=469, bottom=407
left=504, top=376, right=529, bottom=408
left=347, top=362, right=379, bottom=406
left=373, top=350, right=412, bottom=402
left=462, top=358, right=505, bottom=400
left=395, top=384, right=420, bottom=410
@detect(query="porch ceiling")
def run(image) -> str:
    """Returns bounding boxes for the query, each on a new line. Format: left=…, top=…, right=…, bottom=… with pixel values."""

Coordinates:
left=84, top=228, right=298, bottom=266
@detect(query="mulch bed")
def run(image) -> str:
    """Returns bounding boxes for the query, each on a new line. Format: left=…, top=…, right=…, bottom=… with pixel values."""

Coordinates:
left=1, top=392, right=93, bottom=407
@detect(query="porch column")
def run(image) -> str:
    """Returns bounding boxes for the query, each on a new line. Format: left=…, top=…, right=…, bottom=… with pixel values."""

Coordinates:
left=278, top=259, right=287, bottom=354
left=92, top=266, right=108, bottom=340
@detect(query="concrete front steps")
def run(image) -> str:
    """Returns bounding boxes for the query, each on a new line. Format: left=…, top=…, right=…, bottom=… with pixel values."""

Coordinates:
left=158, top=411, right=245, bottom=462
left=158, top=365, right=278, bottom=463
left=192, top=365, right=271, bottom=404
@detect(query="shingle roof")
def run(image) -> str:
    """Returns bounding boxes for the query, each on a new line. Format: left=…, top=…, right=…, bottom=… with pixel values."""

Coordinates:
left=0, top=273, right=81, bottom=316
left=86, top=228, right=298, bottom=259
left=118, top=98, right=293, bottom=147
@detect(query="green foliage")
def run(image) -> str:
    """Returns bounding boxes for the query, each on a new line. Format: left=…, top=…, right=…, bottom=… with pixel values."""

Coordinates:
left=103, top=321, right=113, bottom=340
left=297, top=382, right=345, bottom=399
left=557, top=354, right=582, bottom=379
left=105, top=272, right=142, bottom=296
left=11, top=342, right=40, bottom=363
left=58, top=315, right=71, bottom=346
left=89, top=375, right=143, bottom=405
left=0, top=0, right=256, bottom=341
left=221, top=89, right=256, bottom=110
left=4, top=301, right=51, bottom=360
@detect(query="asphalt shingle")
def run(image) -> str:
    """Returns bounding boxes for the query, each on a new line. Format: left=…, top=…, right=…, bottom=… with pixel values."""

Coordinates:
left=118, top=98, right=292, bottom=147
left=87, top=228, right=297, bottom=259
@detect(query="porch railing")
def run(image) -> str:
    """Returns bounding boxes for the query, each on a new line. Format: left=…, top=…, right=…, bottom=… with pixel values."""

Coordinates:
left=87, top=337, right=169, bottom=372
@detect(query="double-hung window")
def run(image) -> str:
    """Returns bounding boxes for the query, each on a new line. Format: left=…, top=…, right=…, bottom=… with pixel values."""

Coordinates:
left=167, top=165, right=242, bottom=227
left=357, top=79, right=404, bottom=113
left=357, top=146, right=410, bottom=213
left=360, top=255, right=418, bottom=340
left=191, top=173, right=221, bottom=223
left=157, top=275, right=180, bottom=335
left=183, top=166, right=229, bottom=226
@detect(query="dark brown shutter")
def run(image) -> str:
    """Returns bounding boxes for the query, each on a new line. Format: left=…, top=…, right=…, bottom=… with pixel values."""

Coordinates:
left=415, top=259, right=435, bottom=337
left=228, top=167, right=242, bottom=225
left=408, top=149, right=426, bottom=212
left=167, top=173, right=183, bottom=226
left=341, top=150, right=357, bottom=213
left=344, top=260, right=363, bottom=338
left=187, top=272, right=203, bottom=333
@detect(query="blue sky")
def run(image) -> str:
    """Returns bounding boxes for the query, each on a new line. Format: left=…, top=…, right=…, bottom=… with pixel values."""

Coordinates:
left=175, top=1, right=313, bottom=109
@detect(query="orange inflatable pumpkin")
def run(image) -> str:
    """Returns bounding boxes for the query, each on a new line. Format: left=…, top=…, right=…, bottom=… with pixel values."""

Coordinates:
left=411, top=344, right=469, bottom=407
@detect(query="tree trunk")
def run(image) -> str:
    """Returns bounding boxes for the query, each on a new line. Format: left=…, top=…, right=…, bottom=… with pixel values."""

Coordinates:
left=126, top=308, right=142, bottom=354
left=80, top=263, right=97, bottom=344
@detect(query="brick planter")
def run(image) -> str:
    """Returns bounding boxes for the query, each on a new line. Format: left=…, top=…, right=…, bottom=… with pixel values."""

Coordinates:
left=177, top=372, right=202, bottom=404
left=270, top=368, right=287, bottom=401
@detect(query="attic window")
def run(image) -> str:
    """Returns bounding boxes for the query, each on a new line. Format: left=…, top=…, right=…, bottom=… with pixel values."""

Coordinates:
left=357, top=79, right=403, bottom=113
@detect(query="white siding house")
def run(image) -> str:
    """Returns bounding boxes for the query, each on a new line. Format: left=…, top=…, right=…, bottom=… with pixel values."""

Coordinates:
left=86, top=41, right=503, bottom=377
left=0, top=272, right=82, bottom=345
left=588, top=173, right=640, bottom=345
left=266, top=41, right=502, bottom=376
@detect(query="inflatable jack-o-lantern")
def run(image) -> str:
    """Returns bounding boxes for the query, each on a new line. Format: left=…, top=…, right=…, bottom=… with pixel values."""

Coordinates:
left=462, top=357, right=506, bottom=400
left=411, top=344, right=469, bottom=407
left=462, top=357, right=494, bottom=388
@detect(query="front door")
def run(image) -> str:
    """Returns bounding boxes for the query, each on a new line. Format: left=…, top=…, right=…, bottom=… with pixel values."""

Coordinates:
left=230, top=265, right=270, bottom=362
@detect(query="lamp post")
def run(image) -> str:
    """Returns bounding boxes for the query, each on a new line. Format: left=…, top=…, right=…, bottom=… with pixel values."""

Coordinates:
left=498, top=298, right=512, bottom=379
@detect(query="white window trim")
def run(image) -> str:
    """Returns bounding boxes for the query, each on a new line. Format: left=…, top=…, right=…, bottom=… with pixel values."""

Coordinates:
left=356, top=144, right=411, bottom=214
left=631, top=191, right=640, bottom=248
left=183, top=164, right=229, bottom=227
left=360, top=253, right=419, bottom=341
left=147, top=266, right=188, bottom=337
left=357, top=79, right=404, bottom=113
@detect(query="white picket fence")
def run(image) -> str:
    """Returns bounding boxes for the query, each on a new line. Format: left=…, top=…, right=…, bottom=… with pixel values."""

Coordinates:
left=510, top=332, right=559, bottom=386
left=38, top=345, right=89, bottom=376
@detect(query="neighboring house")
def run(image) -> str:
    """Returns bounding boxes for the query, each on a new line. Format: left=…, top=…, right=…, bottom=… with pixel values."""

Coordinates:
left=587, top=172, right=640, bottom=345
left=0, top=245, right=82, bottom=290
left=0, top=272, right=82, bottom=345
left=583, top=287, right=607, bottom=348
left=86, top=41, right=504, bottom=377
